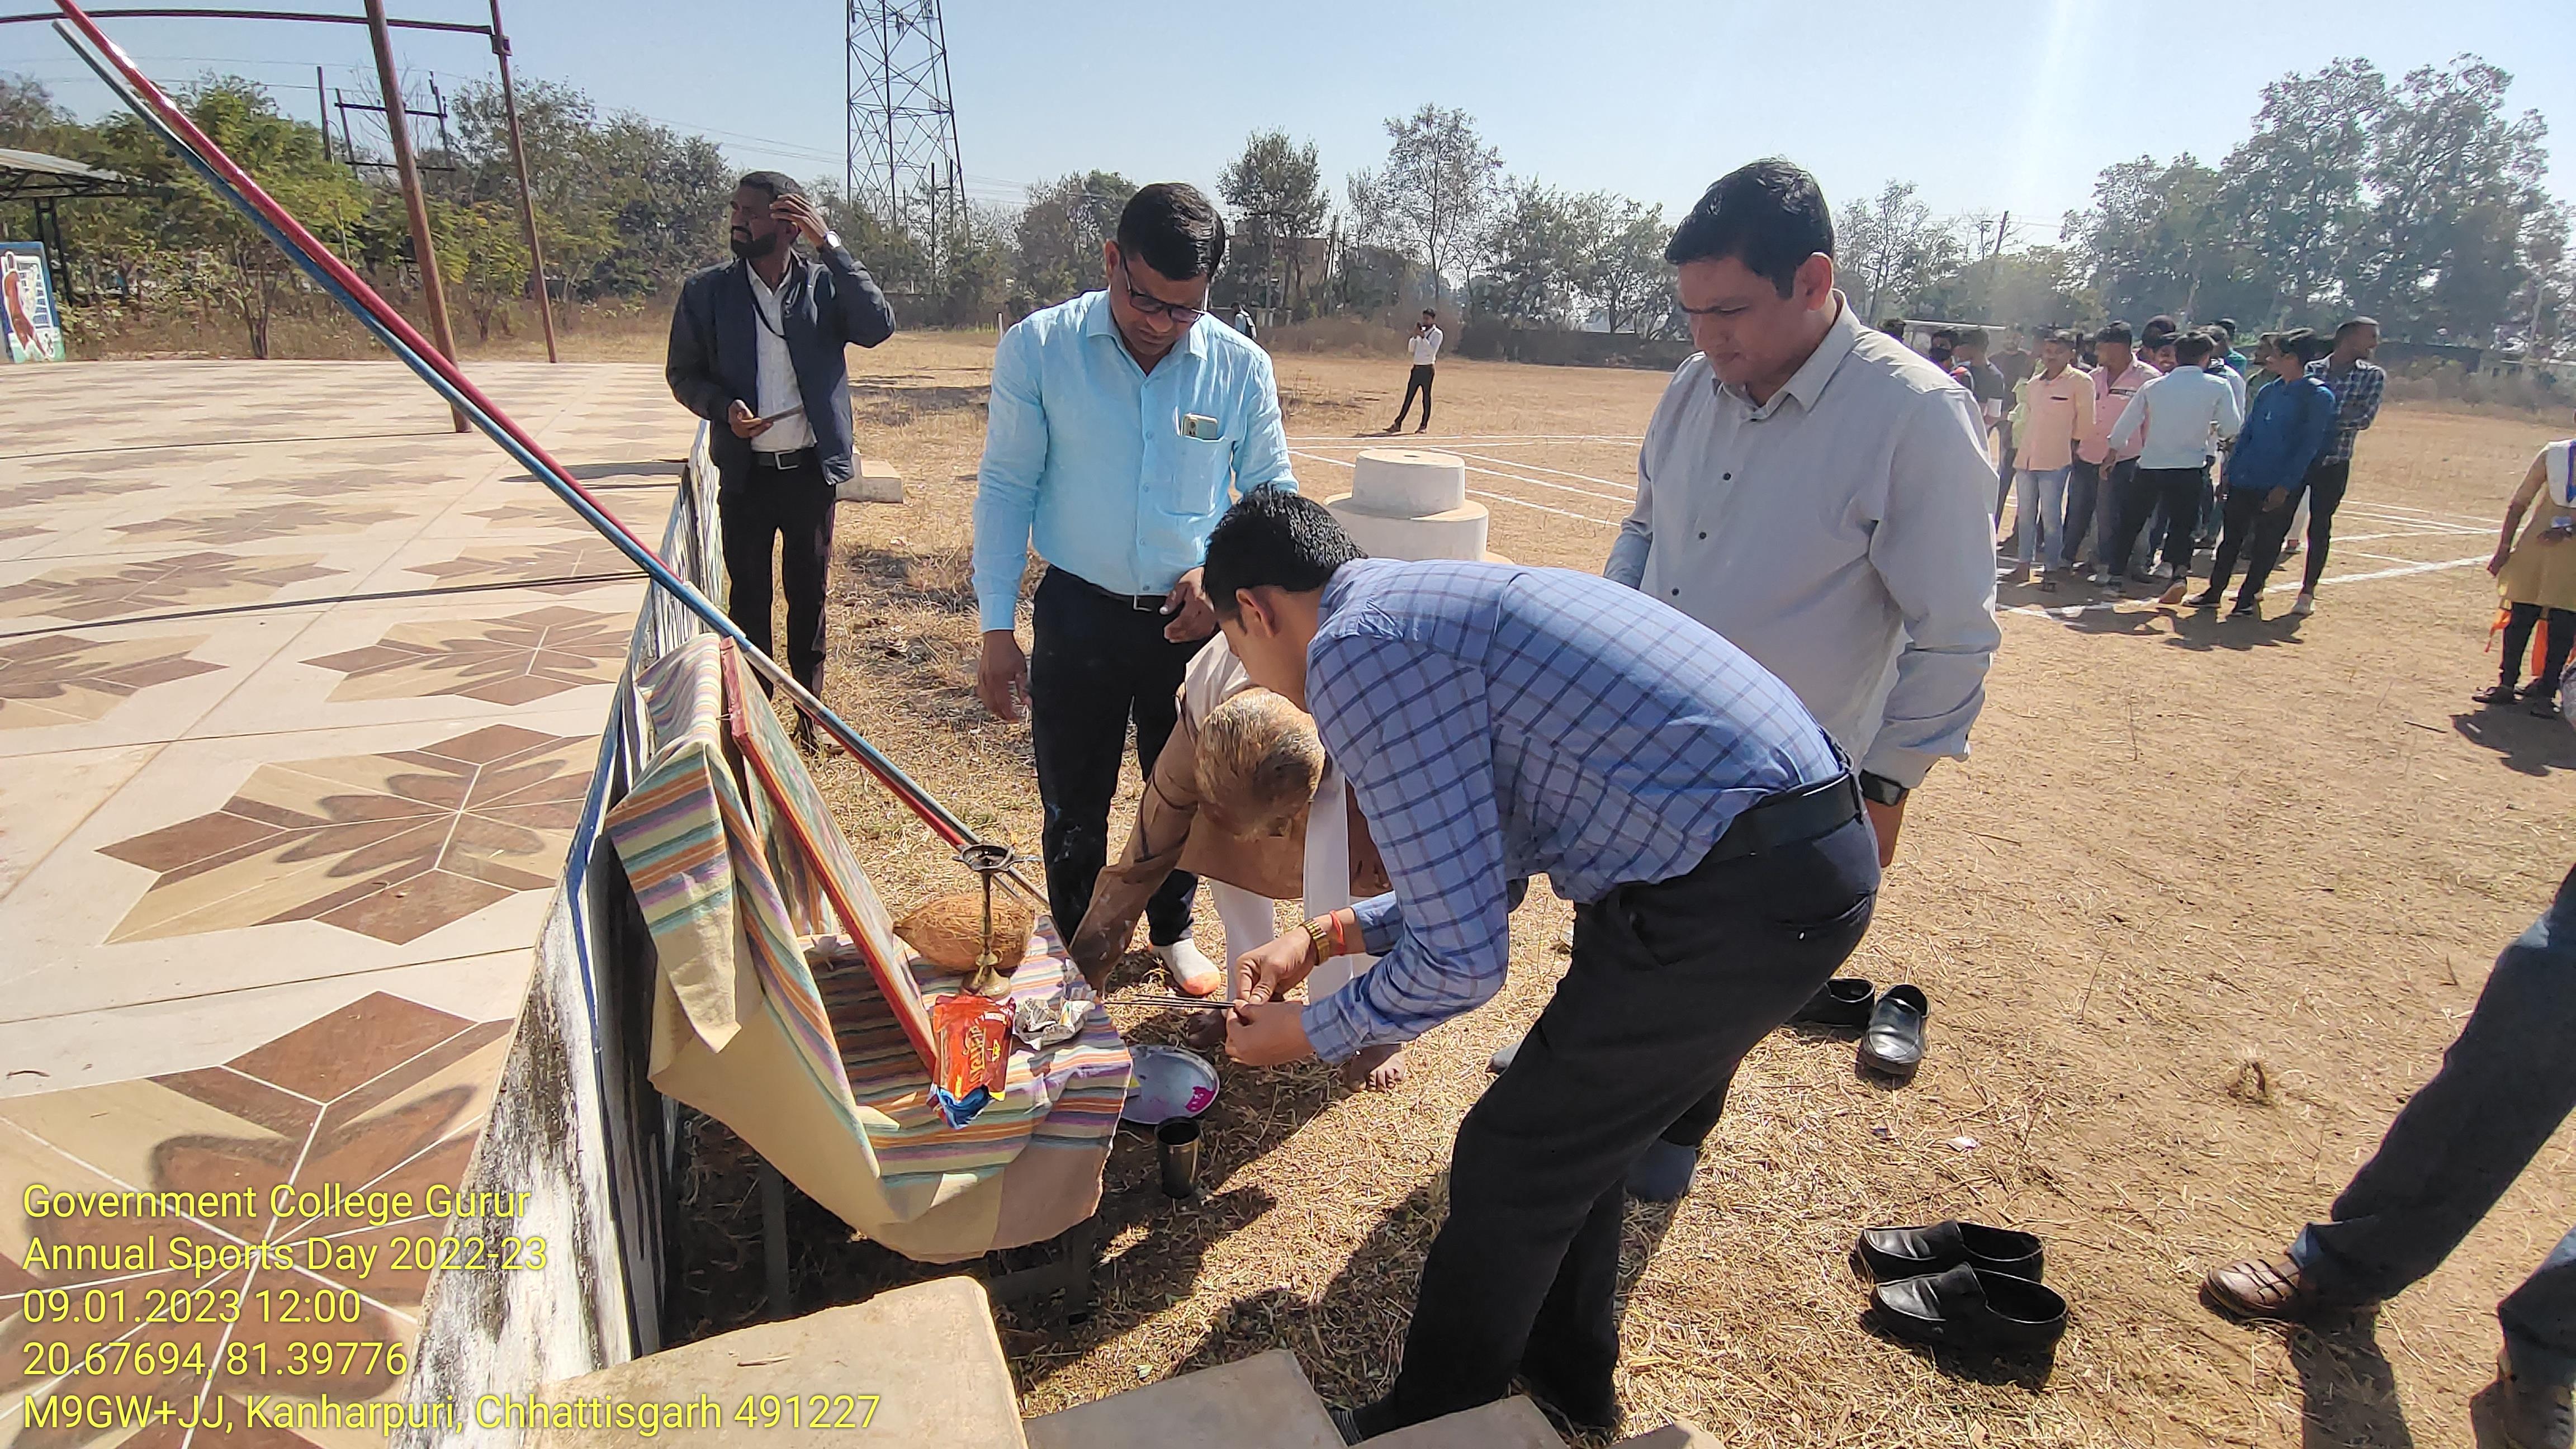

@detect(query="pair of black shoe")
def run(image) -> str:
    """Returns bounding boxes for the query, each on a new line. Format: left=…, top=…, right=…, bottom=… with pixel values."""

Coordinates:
left=1856, top=1220, right=2066, bottom=1352
left=1791, top=977, right=1929, bottom=1081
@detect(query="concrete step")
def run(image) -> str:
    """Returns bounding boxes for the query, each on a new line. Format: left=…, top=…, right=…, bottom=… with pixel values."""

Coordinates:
left=1023, top=1348, right=1344, bottom=1449
left=839, top=458, right=905, bottom=503
left=530, top=1275, right=1023, bottom=1448
left=1608, top=1422, right=1720, bottom=1448
left=1358, top=1395, right=1564, bottom=1447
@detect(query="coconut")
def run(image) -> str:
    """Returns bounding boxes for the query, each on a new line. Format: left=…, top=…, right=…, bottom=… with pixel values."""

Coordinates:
left=894, top=891, right=1036, bottom=974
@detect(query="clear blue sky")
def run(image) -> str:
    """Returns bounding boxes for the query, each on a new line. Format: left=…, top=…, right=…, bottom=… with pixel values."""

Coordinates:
left=6, top=0, right=2569, bottom=244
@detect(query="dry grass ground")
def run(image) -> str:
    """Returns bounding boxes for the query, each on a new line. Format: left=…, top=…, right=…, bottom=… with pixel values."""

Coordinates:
left=634, top=329, right=2576, bottom=1448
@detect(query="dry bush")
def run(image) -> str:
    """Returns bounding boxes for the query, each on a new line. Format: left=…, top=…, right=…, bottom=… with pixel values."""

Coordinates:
left=1261, top=316, right=1413, bottom=356
left=2383, top=359, right=2573, bottom=419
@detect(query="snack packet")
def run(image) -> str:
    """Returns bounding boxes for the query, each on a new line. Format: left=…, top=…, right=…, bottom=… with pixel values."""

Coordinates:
left=931, top=992, right=1015, bottom=1128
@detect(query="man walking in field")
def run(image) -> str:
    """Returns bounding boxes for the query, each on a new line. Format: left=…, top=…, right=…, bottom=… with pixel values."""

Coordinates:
left=2289, top=317, right=2386, bottom=617
left=1386, top=309, right=1443, bottom=433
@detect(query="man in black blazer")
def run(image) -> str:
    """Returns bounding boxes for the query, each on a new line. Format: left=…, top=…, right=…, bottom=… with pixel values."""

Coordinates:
left=666, top=172, right=896, bottom=741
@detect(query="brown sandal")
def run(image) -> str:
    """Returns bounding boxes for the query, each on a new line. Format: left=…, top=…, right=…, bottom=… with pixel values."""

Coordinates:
left=2203, top=1254, right=2317, bottom=1320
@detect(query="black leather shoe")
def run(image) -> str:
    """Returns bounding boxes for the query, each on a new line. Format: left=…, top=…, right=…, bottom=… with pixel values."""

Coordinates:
left=1791, top=977, right=1876, bottom=1027
left=1858, top=983, right=1928, bottom=1081
left=1857, top=1220, right=2044, bottom=1282
left=1871, top=1263, right=2067, bottom=1352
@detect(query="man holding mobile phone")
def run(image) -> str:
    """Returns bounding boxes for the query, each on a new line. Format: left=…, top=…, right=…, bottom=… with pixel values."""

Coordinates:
left=1386, top=309, right=1443, bottom=434
left=972, top=184, right=1298, bottom=991
left=666, top=171, right=896, bottom=746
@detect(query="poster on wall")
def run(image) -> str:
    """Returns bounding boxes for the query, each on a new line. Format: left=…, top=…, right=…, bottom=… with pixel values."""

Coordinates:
left=3, top=242, right=67, bottom=363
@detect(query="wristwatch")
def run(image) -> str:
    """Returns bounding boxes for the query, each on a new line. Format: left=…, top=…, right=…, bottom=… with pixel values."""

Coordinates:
left=1302, top=917, right=1334, bottom=965
left=1858, top=771, right=1910, bottom=808
left=820, top=230, right=842, bottom=252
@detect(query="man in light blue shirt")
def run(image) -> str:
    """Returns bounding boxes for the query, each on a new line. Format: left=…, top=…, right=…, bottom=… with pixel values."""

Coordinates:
left=970, top=183, right=1297, bottom=979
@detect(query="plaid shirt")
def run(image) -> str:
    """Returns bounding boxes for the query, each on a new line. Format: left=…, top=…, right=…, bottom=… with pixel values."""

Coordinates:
left=2307, top=356, right=2385, bottom=464
left=1299, top=559, right=1839, bottom=1063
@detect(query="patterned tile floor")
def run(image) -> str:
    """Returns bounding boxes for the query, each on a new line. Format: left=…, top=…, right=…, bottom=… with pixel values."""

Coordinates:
left=0, top=360, right=690, bottom=1446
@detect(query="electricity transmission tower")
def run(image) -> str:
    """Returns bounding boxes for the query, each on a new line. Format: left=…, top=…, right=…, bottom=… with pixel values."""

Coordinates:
left=846, top=0, right=964, bottom=278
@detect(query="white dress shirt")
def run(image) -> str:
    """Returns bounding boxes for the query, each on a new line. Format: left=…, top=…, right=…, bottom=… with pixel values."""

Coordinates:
left=1408, top=326, right=1443, bottom=366
left=746, top=263, right=815, bottom=453
left=1608, top=294, right=2000, bottom=787
left=2106, top=367, right=2244, bottom=471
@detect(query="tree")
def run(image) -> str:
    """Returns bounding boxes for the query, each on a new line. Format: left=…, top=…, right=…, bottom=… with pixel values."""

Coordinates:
left=88, top=78, right=366, bottom=357
left=1582, top=196, right=1671, bottom=334
left=1, top=72, right=72, bottom=152
left=444, top=78, right=724, bottom=300
left=1346, top=105, right=1502, bottom=303
left=2348, top=54, right=2553, bottom=340
left=1918, top=244, right=2096, bottom=330
left=2063, top=155, right=2234, bottom=323
left=432, top=198, right=532, bottom=343
left=1838, top=181, right=1964, bottom=323
left=2215, top=58, right=2384, bottom=322
left=819, top=183, right=931, bottom=296
left=1014, top=170, right=1133, bottom=306
left=2513, top=200, right=2572, bottom=358
left=1218, top=130, right=1325, bottom=315
left=1476, top=178, right=1590, bottom=325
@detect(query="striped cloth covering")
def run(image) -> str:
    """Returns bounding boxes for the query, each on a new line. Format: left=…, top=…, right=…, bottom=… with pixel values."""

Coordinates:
left=815, top=921, right=1133, bottom=1180
left=609, top=637, right=852, bottom=1103
left=608, top=634, right=1130, bottom=1228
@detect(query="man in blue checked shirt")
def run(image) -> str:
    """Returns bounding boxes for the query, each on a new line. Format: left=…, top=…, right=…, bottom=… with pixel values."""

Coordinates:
left=970, top=184, right=1296, bottom=985
left=1203, top=490, right=1879, bottom=1438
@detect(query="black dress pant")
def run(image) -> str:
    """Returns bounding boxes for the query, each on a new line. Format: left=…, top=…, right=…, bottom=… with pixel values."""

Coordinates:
left=2301, top=458, right=2352, bottom=594
left=2500, top=603, right=2576, bottom=697
left=2103, top=465, right=2204, bottom=577
left=1995, top=422, right=2018, bottom=527
left=1028, top=568, right=1200, bottom=946
left=718, top=452, right=835, bottom=693
left=1394, top=364, right=1435, bottom=428
left=2058, top=458, right=2104, bottom=570
left=1363, top=816, right=1879, bottom=1434
left=2206, top=489, right=2298, bottom=605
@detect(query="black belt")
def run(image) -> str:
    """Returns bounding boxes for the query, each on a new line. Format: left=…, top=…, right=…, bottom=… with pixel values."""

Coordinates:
left=1706, top=772, right=1864, bottom=864
left=1052, top=568, right=1171, bottom=612
left=749, top=446, right=818, bottom=470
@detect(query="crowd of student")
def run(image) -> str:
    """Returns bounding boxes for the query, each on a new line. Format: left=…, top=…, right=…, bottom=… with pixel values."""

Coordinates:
left=1899, top=315, right=2389, bottom=626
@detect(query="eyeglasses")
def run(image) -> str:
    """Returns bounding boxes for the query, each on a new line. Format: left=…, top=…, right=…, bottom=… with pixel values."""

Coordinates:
left=1116, top=256, right=1208, bottom=325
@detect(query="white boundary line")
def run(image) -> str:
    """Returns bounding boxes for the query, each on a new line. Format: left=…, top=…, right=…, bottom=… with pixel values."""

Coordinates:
left=2341, top=501, right=2502, bottom=527
left=1294, top=446, right=1632, bottom=509
left=1455, top=451, right=1633, bottom=492
left=1286, top=432, right=1643, bottom=445
left=2006, top=553, right=2489, bottom=621
left=1289, top=449, right=1619, bottom=526
left=2341, top=512, right=2492, bottom=536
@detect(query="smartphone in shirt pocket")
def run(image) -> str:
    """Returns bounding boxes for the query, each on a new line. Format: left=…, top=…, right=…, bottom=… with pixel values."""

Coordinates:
left=1167, top=411, right=1233, bottom=514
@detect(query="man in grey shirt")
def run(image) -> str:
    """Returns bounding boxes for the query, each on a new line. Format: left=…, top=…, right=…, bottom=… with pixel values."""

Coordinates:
left=1606, top=159, right=2000, bottom=1198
